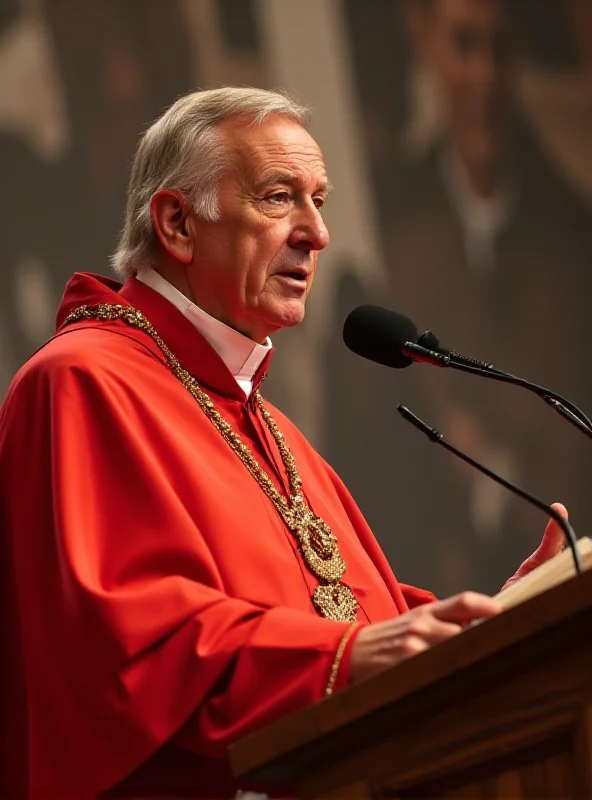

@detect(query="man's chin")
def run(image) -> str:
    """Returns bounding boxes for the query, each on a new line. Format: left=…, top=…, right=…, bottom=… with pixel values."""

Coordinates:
left=263, top=300, right=307, bottom=336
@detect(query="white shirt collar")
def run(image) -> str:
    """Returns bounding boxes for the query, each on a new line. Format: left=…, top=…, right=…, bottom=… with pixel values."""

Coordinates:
left=136, top=268, right=272, bottom=397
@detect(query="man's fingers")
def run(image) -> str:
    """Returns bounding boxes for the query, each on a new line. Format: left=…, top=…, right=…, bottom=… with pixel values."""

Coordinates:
left=350, top=596, right=502, bottom=683
left=395, top=634, right=430, bottom=660
left=541, top=502, right=568, bottom=556
left=403, top=615, right=463, bottom=645
left=551, top=502, right=568, bottom=520
left=431, top=591, right=502, bottom=622
left=523, top=502, right=569, bottom=569
left=502, top=501, right=570, bottom=591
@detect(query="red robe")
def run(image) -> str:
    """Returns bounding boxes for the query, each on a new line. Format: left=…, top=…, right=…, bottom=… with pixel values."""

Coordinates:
left=0, top=273, right=435, bottom=799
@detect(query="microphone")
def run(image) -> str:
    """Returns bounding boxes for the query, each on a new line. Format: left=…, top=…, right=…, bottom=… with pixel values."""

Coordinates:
left=342, top=305, right=418, bottom=370
left=397, top=404, right=583, bottom=575
left=343, top=305, right=592, bottom=439
left=342, top=305, right=483, bottom=370
left=418, top=329, right=494, bottom=371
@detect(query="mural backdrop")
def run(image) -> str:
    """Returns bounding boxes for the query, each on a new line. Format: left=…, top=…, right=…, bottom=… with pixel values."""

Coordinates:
left=2, top=0, right=591, bottom=597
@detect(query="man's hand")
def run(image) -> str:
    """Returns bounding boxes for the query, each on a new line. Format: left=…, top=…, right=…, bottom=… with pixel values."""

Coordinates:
left=349, top=592, right=501, bottom=683
left=501, top=502, right=568, bottom=592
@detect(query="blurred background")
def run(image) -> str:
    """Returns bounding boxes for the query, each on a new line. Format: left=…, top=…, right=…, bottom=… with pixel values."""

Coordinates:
left=1, top=0, right=591, bottom=597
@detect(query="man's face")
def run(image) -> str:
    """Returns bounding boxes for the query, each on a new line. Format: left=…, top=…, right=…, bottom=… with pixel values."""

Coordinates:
left=416, top=0, right=513, bottom=176
left=186, top=115, right=330, bottom=343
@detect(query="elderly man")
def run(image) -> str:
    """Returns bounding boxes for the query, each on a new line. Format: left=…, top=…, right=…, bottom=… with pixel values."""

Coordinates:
left=0, top=88, right=565, bottom=799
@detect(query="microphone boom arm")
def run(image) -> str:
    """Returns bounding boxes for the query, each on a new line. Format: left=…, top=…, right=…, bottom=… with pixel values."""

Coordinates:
left=397, top=404, right=583, bottom=575
left=402, top=341, right=592, bottom=439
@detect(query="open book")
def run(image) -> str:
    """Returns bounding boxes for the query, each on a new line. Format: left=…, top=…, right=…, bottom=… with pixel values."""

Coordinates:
left=494, top=537, right=592, bottom=611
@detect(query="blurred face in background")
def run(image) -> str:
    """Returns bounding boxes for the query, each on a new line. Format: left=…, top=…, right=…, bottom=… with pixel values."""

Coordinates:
left=409, top=0, right=513, bottom=195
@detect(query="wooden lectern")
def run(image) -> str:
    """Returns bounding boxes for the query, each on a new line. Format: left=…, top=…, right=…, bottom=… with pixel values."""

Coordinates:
left=231, top=570, right=592, bottom=799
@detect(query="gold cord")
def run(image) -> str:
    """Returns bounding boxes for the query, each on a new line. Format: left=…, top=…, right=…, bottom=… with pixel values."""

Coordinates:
left=325, top=623, right=359, bottom=696
left=65, top=304, right=358, bottom=623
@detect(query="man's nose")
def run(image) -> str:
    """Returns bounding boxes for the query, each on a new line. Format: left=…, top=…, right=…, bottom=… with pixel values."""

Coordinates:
left=288, top=200, right=331, bottom=252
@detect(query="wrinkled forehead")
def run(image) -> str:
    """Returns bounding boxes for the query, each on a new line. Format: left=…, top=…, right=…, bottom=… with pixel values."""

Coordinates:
left=218, top=114, right=328, bottom=188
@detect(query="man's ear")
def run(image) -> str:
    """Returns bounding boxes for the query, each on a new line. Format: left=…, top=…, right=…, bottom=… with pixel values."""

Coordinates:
left=149, top=190, right=194, bottom=264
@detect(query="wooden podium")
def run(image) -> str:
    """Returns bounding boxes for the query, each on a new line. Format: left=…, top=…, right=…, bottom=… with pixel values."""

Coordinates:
left=231, top=569, right=592, bottom=799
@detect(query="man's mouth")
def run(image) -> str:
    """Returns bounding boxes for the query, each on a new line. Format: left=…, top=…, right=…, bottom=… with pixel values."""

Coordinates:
left=272, top=269, right=310, bottom=294
left=275, top=267, right=310, bottom=282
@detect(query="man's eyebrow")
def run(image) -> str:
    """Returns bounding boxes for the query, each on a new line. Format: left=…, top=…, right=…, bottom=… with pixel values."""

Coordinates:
left=257, top=170, right=333, bottom=193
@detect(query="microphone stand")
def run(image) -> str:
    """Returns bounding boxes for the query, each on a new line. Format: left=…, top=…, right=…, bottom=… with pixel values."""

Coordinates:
left=397, top=404, right=583, bottom=575
left=402, top=341, right=592, bottom=441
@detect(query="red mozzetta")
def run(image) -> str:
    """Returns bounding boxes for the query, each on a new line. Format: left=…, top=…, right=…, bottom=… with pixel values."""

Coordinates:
left=0, top=272, right=435, bottom=798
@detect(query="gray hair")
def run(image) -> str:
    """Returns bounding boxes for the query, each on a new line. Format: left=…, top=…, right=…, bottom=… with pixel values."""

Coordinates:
left=111, top=87, right=311, bottom=278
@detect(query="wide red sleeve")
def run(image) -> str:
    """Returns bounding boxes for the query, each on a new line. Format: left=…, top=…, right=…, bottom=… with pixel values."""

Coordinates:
left=0, top=348, right=354, bottom=798
left=398, top=583, right=438, bottom=608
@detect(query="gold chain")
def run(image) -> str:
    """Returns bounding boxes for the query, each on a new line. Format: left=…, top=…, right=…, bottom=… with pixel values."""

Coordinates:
left=64, top=304, right=358, bottom=623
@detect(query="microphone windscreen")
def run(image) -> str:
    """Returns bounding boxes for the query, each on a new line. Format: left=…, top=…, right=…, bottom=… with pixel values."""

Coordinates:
left=342, top=305, right=419, bottom=369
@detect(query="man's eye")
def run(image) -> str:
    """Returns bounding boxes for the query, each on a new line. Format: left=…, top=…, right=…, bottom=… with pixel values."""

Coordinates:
left=267, top=192, right=289, bottom=204
left=313, top=196, right=326, bottom=210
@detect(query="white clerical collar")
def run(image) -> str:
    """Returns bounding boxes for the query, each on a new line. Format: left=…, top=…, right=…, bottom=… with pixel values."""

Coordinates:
left=136, top=268, right=272, bottom=397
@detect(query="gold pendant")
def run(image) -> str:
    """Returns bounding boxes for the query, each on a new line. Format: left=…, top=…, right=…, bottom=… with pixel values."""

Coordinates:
left=313, top=583, right=358, bottom=623
left=289, top=507, right=347, bottom=584
left=64, top=305, right=359, bottom=624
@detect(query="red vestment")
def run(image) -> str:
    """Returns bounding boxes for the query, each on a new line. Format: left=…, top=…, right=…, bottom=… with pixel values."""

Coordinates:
left=0, top=273, right=435, bottom=799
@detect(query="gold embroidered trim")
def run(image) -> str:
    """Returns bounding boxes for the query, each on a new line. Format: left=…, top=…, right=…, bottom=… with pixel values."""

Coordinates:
left=64, top=303, right=358, bottom=623
left=325, top=624, right=358, bottom=696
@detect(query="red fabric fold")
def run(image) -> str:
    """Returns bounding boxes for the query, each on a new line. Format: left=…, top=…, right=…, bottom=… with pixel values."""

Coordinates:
left=0, top=273, right=434, bottom=798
